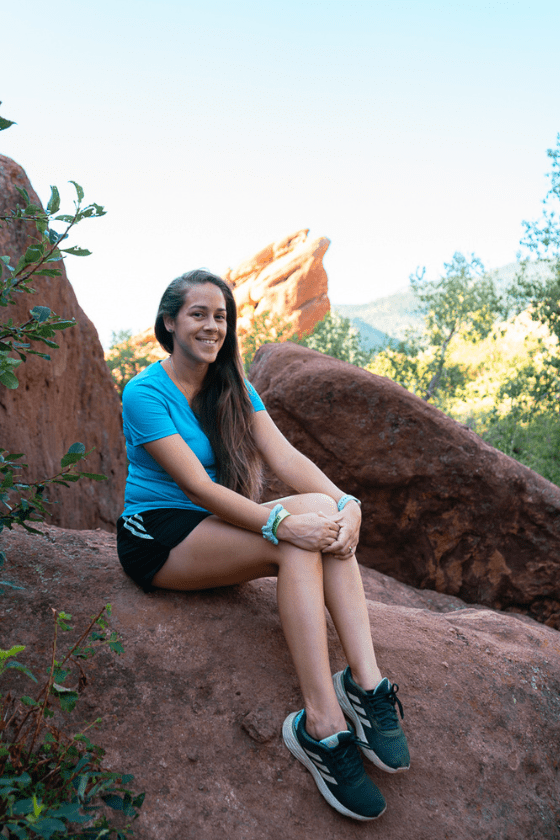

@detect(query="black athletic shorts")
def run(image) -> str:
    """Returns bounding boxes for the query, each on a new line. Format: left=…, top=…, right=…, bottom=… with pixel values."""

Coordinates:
left=116, top=508, right=212, bottom=592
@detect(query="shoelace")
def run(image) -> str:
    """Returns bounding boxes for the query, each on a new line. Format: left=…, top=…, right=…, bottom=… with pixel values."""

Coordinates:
left=326, top=735, right=366, bottom=786
left=360, top=682, right=404, bottom=731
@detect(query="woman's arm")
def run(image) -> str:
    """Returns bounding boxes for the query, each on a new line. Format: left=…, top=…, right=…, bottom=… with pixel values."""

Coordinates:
left=142, top=434, right=340, bottom=552
left=251, top=411, right=361, bottom=557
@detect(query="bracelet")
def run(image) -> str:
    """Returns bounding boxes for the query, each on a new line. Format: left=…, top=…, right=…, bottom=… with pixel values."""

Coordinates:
left=337, top=494, right=361, bottom=511
left=262, top=504, right=284, bottom=545
left=272, top=507, right=291, bottom=539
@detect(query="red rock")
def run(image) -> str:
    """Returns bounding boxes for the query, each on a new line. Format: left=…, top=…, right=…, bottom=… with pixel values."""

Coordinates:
left=249, top=342, right=560, bottom=629
left=2, top=523, right=559, bottom=840
left=224, top=229, right=331, bottom=339
left=0, top=155, right=126, bottom=531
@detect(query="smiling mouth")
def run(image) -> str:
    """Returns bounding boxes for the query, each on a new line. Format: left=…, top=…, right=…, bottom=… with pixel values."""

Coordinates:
left=198, top=338, right=218, bottom=345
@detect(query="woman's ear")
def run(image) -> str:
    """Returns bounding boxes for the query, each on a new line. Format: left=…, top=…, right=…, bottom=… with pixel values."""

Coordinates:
left=163, top=315, right=174, bottom=334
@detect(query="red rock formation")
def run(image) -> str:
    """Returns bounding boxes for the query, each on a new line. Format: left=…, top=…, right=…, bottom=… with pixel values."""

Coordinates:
left=2, top=523, right=559, bottom=840
left=224, top=229, right=330, bottom=339
left=249, top=342, right=560, bottom=629
left=0, top=155, right=126, bottom=531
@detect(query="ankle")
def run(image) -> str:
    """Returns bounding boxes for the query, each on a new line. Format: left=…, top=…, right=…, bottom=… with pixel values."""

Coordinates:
left=304, top=708, right=347, bottom=742
left=349, top=666, right=383, bottom=692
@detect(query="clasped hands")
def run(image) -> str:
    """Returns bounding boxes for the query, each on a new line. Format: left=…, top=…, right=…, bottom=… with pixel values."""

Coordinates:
left=276, top=504, right=361, bottom=560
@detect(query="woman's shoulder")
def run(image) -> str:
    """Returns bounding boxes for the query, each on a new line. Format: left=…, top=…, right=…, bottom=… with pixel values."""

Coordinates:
left=127, top=361, right=164, bottom=386
left=123, top=361, right=168, bottom=401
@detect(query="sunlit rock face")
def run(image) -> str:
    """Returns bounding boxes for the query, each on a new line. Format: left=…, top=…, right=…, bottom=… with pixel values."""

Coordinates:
left=224, top=229, right=331, bottom=340
left=0, top=154, right=126, bottom=531
left=250, top=341, right=560, bottom=629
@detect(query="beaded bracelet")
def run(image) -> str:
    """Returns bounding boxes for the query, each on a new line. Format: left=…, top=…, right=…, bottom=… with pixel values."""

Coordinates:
left=337, top=494, right=361, bottom=511
left=262, top=504, right=285, bottom=545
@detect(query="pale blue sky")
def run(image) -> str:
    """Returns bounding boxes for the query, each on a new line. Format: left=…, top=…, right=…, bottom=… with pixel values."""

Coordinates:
left=1, top=0, right=559, bottom=346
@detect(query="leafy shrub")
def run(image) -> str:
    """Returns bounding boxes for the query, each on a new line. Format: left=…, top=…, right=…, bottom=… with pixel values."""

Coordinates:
left=0, top=607, right=144, bottom=839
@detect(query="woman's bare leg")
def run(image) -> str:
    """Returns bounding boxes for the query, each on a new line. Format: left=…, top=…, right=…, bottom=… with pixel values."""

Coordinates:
left=270, top=494, right=383, bottom=690
left=152, top=515, right=345, bottom=739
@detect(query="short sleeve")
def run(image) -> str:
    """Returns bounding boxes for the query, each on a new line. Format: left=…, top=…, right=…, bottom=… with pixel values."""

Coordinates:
left=122, top=381, right=178, bottom=445
left=246, top=381, right=266, bottom=412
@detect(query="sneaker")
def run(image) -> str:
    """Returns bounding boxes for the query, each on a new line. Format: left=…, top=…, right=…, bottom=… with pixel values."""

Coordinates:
left=333, top=667, right=410, bottom=773
left=282, top=709, right=386, bottom=821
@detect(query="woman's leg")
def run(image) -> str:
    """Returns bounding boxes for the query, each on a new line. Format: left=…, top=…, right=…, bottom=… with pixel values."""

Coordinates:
left=270, top=494, right=383, bottom=690
left=151, top=515, right=346, bottom=739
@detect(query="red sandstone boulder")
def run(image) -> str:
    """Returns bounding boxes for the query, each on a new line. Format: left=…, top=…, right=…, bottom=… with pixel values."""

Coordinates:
left=2, top=524, right=559, bottom=840
left=224, top=229, right=330, bottom=339
left=0, top=155, right=126, bottom=531
left=249, top=342, right=560, bottom=629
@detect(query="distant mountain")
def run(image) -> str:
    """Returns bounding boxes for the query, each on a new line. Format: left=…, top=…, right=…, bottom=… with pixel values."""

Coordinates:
left=333, top=260, right=555, bottom=351
left=333, top=287, right=422, bottom=349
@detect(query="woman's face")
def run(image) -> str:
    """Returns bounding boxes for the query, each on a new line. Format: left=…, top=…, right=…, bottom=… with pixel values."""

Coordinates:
left=165, top=283, right=228, bottom=366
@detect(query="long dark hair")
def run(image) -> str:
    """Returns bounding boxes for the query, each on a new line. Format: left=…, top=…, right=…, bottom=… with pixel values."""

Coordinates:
left=155, top=269, right=263, bottom=501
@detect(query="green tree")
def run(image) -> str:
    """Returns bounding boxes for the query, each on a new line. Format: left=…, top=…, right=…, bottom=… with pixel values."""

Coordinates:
left=370, top=253, right=503, bottom=404
left=507, top=133, right=560, bottom=414
left=106, top=329, right=155, bottom=396
left=296, top=310, right=373, bottom=366
left=241, top=310, right=296, bottom=372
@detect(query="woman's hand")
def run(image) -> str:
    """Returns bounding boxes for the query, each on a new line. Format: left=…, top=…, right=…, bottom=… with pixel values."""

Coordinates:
left=322, top=503, right=362, bottom=560
left=275, top=511, right=341, bottom=552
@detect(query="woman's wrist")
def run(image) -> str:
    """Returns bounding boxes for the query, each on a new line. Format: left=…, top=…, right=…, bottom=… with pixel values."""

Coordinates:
left=337, top=494, right=361, bottom=512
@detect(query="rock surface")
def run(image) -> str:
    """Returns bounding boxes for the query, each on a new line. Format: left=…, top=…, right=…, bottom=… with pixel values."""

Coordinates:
left=249, top=342, right=560, bottom=629
left=0, top=155, right=126, bottom=531
left=224, top=229, right=330, bottom=339
left=2, top=524, right=559, bottom=840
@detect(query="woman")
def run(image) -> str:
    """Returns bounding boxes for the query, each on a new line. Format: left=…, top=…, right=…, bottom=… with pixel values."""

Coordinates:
left=117, top=269, right=410, bottom=822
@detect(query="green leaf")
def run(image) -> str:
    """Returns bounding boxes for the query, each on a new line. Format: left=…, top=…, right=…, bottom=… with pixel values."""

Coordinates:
left=16, top=187, right=30, bottom=204
left=30, top=305, right=51, bottom=322
left=32, top=817, right=66, bottom=839
left=21, top=245, right=43, bottom=265
left=69, top=180, right=85, bottom=202
left=0, top=579, right=24, bottom=591
left=0, top=370, right=19, bottom=389
left=51, top=319, right=76, bottom=330
left=0, top=644, right=25, bottom=659
left=79, top=472, right=107, bottom=481
left=102, top=793, right=124, bottom=811
left=5, top=661, right=37, bottom=681
left=60, top=246, right=91, bottom=257
left=0, top=116, right=16, bottom=131
left=60, top=443, right=86, bottom=467
left=53, top=214, right=74, bottom=223
left=34, top=269, right=61, bottom=278
left=46, top=186, right=60, bottom=215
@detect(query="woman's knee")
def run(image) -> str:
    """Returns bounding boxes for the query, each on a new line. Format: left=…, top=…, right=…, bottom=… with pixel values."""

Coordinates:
left=276, top=542, right=323, bottom=574
left=270, top=492, right=338, bottom=517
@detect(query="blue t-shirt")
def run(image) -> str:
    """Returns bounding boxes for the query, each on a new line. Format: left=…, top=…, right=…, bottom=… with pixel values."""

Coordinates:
left=121, top=361, right=266, bottom=516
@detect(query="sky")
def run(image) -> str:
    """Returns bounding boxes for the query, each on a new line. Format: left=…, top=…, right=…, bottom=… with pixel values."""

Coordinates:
left=1, top=0, right=559, bottom=347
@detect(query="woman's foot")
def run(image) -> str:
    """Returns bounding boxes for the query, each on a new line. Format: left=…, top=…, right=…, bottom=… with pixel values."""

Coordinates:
left=333, top=667, right=410, bottom=773
left=282, top=709, right=387, bottom=821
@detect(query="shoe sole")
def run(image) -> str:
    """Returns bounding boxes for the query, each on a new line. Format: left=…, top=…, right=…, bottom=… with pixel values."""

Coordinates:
left=333, top=671, right=410, bottom=774
left=282, top=712, right=386, bottom=822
